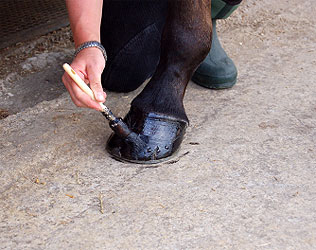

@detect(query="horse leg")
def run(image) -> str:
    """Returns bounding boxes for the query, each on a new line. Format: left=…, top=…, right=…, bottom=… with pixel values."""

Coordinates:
left=107, top=0, right=212, bottom=163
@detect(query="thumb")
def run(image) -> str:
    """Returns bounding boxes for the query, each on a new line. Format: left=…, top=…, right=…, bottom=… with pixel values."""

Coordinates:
left=87, top=65, right=106, bottom=103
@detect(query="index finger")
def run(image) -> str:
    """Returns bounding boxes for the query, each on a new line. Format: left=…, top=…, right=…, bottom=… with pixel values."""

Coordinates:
left=63, top=63, right=96, bottom=100
left=63, top=64, right=104, bottom=111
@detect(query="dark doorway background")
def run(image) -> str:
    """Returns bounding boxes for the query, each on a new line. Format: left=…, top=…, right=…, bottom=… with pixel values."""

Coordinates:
left=0, top=0, right=69, bottom=49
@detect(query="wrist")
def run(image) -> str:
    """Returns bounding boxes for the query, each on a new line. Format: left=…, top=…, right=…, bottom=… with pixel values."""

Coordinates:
left=71, top=22, right=100, bottom=48
left=73, top=35, right=100, bottom=49
left=74, top=41, right=107, bottom=61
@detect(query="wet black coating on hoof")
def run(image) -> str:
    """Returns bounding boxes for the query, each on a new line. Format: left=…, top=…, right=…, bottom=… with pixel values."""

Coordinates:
left=106, top=106, right=188, bottom=164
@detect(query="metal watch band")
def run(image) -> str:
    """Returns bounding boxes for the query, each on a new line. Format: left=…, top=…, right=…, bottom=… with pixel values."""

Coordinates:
left=74, top=41, right=107, bottom=61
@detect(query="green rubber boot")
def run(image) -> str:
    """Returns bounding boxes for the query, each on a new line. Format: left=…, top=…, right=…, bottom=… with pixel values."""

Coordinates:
left=192, top=19, right=237, bottom=89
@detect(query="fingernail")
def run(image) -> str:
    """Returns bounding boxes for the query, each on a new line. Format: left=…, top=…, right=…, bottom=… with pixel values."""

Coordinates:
left=97, top=93, right=104, bottom=101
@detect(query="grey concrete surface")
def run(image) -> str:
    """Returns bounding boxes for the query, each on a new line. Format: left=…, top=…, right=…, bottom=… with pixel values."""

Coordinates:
left=0, top=0, right=315, bottom=249
left=0, top=51, right=72, bottom=114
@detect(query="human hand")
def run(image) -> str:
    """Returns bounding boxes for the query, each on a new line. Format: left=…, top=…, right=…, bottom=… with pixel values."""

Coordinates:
left=62, top=47, right=106, bottom=111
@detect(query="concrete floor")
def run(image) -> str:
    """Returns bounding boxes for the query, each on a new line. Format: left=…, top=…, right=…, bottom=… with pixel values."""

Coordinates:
left=0, top=0, right=315, bottom=249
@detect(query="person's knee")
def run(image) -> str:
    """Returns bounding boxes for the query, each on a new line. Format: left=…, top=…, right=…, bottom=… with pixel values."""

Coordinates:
left=101, top=22, right=163, bottom=93
left=100, top=1, right=167, bottom=93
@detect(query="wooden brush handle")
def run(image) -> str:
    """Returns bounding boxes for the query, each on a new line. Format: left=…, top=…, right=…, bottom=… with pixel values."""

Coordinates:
left=63, top=63, right=106, bottom=110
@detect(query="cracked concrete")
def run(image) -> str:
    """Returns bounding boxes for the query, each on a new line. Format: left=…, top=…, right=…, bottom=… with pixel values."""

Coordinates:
left=0, top=0, right=316, bottom=249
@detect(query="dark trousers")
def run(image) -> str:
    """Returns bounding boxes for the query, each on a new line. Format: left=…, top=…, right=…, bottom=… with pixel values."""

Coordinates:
left=101, top=0, right=242, bottom=92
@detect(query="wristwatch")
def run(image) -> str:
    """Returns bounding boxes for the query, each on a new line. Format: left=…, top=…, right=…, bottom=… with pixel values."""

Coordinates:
left=74, top=41, right=107, bottom=61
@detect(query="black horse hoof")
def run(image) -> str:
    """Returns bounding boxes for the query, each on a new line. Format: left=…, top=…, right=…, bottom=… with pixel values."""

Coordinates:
left=106, top=106, right=188, bottom=164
